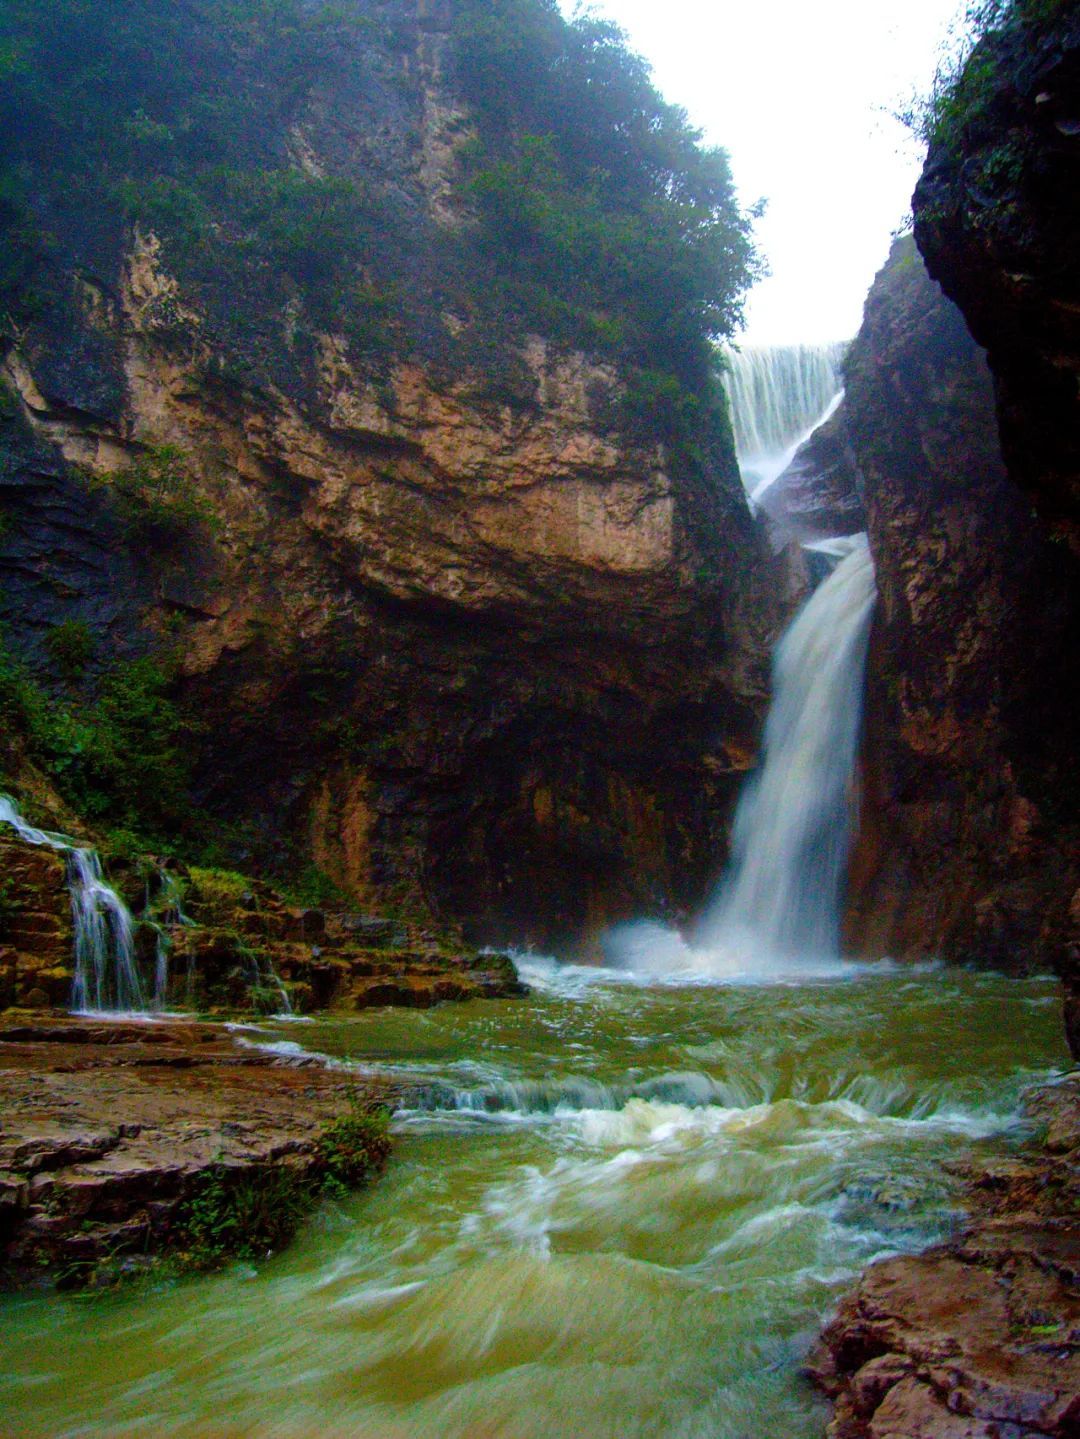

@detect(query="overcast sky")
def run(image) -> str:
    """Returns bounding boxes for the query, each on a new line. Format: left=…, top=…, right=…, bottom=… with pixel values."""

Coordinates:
left=558, top=0, right=963, bottom=345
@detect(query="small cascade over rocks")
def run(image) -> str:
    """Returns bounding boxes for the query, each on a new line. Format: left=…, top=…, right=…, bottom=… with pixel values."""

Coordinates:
left=723, top=343, right=846, bottom=501
left=0, top=795, right=147, bottom=1013
left=604, top=533, right=877, bottom=979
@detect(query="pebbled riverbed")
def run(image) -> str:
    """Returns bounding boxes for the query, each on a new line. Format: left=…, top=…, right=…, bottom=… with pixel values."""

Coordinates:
left=0, top=960, right=1068, bottom=1439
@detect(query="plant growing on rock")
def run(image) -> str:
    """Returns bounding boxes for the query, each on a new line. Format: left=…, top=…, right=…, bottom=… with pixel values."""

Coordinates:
left=86, top=444, right=216, bottom=545
left=174, top=1106, right=391, bottom=1271
left=44, top=619, right=94, bottom=682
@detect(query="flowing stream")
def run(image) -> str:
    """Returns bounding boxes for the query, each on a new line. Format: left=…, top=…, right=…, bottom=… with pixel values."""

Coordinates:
left=0, top=960, right=1068, bottom=1438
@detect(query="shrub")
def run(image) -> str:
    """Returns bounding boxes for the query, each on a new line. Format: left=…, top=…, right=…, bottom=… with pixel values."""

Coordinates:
left=44, top=619, right=94, bottom=681
left=0, top=635, right=194, bottom=848
left=87, top=444, right=216, bottom=545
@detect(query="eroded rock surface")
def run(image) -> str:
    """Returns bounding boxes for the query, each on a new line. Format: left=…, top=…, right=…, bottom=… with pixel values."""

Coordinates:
left=839, top=235, right=1080, bottom=987
left=0, top=2, right=787, bottom=954
left=0, top=821, right=525, bottom=1012
left=0, top=1015, right=395, bottom=1289
left=809, top=1078, right=1080, bottom=1438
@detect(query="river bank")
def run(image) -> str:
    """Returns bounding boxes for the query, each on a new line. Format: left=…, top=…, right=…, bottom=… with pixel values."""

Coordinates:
left=809, top=1071, right=1080, bottom=1437
left=0, top=1013, right=395, bottom=1290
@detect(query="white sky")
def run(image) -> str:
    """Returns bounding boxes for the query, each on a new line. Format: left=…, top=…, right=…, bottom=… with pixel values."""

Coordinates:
left=559, top=0, right=963, bottom=344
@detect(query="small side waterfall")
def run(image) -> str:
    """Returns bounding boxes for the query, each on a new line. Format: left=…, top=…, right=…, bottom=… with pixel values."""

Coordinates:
left=0, top=795, right=146, bottom=1013
left=695, top=534, right=876, bottom=962
left=723, top=344, right=846, bottom=501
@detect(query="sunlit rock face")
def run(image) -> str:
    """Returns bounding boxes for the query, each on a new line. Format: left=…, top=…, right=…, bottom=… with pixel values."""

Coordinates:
left=0, top=7, right=790, bottom=953
left=841, top=234, right=1079, bottom=987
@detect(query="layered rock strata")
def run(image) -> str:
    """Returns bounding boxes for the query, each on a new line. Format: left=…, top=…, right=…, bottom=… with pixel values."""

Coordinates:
left=0, top=822, right=524, bottom=1013
left=0, top=0, right=786, bottom=954
left=0, top=1015, right=395, bottom=1289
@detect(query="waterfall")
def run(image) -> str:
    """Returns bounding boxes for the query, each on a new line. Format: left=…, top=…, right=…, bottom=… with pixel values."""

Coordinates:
left=0, top=794, right=147, bottom=1013
left=603, top=533, right=877, bottom=978
left=723, top=343, right=846, bottom=501
left=695, top=534, right=876, bottom=962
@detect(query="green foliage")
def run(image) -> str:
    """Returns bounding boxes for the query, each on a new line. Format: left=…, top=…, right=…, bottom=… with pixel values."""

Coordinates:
left=289, top=864, right=352, bottom=910
left=86, top=444, right=215, bottom=544
left=175, top=1106, right=390, bottom=1269
left=177, top=1164, right=314, bottom=1267
left=901, top=1, right=1068, bottom=149
left=0, top=636, right=194, bottom=846
left=452, top=0, right=760, bottom=450
left=44, top=619, right=94, bottom=681
left=0, top=0, right=380, bottom=343
left=317, top=1107, right=392, bottom=1192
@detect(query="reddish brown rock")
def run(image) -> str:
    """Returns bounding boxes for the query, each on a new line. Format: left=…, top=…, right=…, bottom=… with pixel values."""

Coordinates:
left=839, top=235, right=1080, bottom=993
left=0, top=1014, right=396, bottom=1289
left=809, top=1078, right=1080, bottom=1438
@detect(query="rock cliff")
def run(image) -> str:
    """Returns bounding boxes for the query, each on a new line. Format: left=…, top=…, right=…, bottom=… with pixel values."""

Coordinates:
left=0, top=0, right=784, bottom=955
left=908, top=1, right=1080, bottom=1036
left=840, top=234, right=1078, bottom=981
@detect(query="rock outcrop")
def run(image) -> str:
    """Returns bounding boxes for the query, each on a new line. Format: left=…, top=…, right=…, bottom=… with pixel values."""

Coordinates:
left=0, top=1015, right=394, bottom=1289
left=760, top=405, right=866, bottom=545
left=906, top=2, right=1080, bottom=1037
left=914, top=4, right=1080, bottom=553
left=809, top=1078, right=1080, bottom=1439
left=0, top=811, right=525, bottom=1013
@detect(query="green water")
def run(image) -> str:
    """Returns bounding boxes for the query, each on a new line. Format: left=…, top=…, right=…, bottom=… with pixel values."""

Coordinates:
left=0, top=960, right=1069, bottom=1438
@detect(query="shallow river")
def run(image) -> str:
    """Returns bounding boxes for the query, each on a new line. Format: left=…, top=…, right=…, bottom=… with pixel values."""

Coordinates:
left=1, top=960, right=1069, bottom=1438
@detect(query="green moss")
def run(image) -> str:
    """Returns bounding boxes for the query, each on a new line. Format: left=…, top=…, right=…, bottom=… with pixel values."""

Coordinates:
left=187, top=866, right=251, bottom=908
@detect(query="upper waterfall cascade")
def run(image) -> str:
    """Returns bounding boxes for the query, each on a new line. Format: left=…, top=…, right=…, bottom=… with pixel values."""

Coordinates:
left=723, top=343, right=846, bottom=501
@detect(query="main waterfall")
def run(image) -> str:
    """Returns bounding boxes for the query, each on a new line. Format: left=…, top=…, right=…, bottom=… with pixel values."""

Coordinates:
left=723, top=343, right=846, bottom=501
left=696, top=534, right=876, bottom=962
left=605, top=534, right=877, bottom=978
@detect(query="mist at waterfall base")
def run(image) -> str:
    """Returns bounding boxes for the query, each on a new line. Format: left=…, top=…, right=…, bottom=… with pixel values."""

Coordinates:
left=603, top=533, right=876, bottom=984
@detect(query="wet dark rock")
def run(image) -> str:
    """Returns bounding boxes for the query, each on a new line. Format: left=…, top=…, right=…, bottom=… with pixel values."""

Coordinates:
left=761, top=405, right=865, bottom=545
left=840, top=234, right=1080, bottom=982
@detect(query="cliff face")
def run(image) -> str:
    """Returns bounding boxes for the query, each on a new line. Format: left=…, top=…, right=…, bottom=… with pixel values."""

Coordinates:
left=839, top=2, right=1080, bottom=1003
left=0, top=0, right=784, bottom=953
left=914, top=4, right=1080, bottom=552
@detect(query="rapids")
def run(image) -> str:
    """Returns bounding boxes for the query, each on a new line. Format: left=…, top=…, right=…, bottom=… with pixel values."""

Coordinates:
left=0, top=961, right=1067, bottom=1438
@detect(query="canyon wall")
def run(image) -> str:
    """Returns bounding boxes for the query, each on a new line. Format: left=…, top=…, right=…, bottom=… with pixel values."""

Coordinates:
left=0, top=0, right=787, bottom=953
